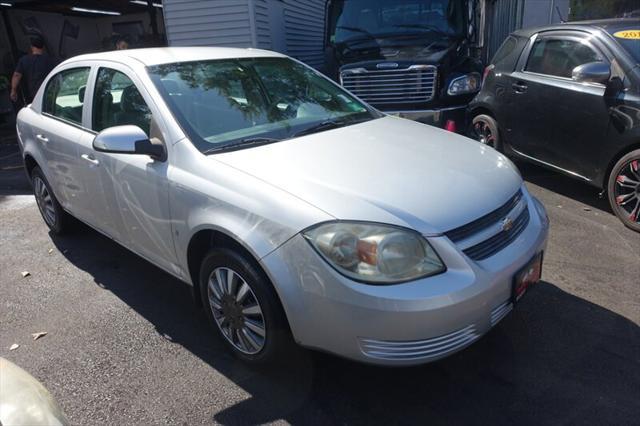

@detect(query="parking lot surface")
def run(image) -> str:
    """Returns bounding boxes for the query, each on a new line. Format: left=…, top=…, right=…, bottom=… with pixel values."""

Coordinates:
left=1, top=134, right=639, bottom=425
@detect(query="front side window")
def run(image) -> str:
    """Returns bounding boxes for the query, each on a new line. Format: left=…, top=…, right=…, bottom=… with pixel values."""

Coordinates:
left=92, top=68, right=152, bottom=134
left=525, top=38, right=603, bottom=79
left=148, top=57, right=378, bottom=154
left=42, top=67, right=90, bottom=125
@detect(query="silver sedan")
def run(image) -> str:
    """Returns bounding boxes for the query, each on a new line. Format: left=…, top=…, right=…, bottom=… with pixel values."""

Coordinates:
left=16, top=47, right=549, bottom=366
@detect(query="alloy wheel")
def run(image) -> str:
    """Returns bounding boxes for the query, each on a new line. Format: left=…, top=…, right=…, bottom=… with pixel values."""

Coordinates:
left=614, top=159, right=640, bottom=223
left=207, top=267, right=266, bottom=354
left=473, top=119, right=495, bottom=147
left=34, top=176, right=56, bottom=227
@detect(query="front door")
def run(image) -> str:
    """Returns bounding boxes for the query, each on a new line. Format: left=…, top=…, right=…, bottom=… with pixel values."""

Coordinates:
left=88, top=64, right=176, bottom=270
left=38, top=66, right=96, bottom=219
left=505, top=33, right=611, bottom=180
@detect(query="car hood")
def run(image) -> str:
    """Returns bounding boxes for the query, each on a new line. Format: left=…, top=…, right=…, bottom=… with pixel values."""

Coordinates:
left=213, top=116, right=522, bottom=235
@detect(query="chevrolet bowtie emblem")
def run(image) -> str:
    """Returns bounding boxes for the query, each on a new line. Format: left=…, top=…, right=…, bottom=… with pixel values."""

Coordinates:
left=501, top=217, right=514, bottom=232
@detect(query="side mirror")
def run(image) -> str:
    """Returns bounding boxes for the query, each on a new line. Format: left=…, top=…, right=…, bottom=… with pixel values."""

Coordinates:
left=93, top=125, right=166, bottom=162
left=78, top=86, right=86, bottom=103
left=572, top=61, right=611, bottom=85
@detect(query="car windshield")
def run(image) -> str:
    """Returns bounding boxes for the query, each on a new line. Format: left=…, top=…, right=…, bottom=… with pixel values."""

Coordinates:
left=328, top=0, right=465, bottom=45
left=148, top=57, right=378, bottom=153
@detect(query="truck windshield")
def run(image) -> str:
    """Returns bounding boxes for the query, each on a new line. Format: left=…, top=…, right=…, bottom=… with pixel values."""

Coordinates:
left=148, top=57, right=378, bottom=154
left=328, top=0, right=466, bottom=45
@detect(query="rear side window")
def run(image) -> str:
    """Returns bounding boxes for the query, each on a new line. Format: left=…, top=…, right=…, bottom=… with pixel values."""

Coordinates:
left=42, top=67, right=90, bottom=125
left=492, top=36, right=518, bottom=67
left=525, top=38, right=603, bottom=78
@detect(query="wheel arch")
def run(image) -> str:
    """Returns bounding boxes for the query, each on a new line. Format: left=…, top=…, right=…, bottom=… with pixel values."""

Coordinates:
left=600, top=142, right=640, bottom=190
left=23, top=153, right=39, bottom=178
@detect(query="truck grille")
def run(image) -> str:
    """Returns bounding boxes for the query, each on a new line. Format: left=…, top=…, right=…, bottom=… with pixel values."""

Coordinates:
left=340, top=65, right=437, bottom=106
left=445, top=189, right=530, bottom=261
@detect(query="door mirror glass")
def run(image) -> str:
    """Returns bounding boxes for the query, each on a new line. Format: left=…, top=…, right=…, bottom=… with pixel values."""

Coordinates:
left=93, top=125, right=166, bottom=161
left=572, top=61, right=611, bottom=85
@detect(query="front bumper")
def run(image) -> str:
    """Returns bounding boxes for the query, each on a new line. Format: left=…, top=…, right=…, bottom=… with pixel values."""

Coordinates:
left=260, top=190, right=549, bottom=366
left=386, top=105, right=467, bottom=129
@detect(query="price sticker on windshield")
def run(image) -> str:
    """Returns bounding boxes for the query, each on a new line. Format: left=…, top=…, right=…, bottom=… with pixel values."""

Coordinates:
left=613, top=30, right=640, bottom=39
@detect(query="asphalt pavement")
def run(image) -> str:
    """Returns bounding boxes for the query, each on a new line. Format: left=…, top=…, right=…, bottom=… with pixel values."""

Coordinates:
left=1, top=133, right=639, bottom=425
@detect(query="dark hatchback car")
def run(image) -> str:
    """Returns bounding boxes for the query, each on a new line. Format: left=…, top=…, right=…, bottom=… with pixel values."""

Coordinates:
left=469, top=19, right=640, bottom=232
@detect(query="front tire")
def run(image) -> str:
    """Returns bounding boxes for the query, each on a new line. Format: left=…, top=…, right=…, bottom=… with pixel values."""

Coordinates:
left=607, top=149, right=640, bottom=233
left=470, top=114, right=501, bottom=151
left=31, top=166, right=71, bottom=235
left=199, top=247, right=292, bottom=364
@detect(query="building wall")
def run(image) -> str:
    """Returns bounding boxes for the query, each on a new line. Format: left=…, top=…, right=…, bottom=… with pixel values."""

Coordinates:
left=282, top=0, right=326, bottom=67
left=522, top=0, right=570, bottom=28
left=164, top=0, right=253, bottom=47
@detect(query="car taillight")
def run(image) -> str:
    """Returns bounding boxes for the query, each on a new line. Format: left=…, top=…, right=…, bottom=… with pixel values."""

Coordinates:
left=482, top=65, right=494, bottom=85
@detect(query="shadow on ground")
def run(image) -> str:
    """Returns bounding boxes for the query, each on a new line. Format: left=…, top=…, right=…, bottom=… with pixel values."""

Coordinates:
left=517, top=160, right=612, bottom=214
left=50, top=224, right=640, bottom=425
left=0, top=132, right=30, bottom=196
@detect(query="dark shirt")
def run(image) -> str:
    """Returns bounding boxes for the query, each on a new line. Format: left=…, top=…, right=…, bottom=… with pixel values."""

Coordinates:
left=15, top=53, right=55, bottom=102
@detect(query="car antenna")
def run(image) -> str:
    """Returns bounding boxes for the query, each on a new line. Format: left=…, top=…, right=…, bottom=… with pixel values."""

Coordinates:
left=555, top=6, right=566, bottom=23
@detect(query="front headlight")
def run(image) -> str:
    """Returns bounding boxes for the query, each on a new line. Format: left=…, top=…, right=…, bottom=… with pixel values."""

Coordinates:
left=447, top=73, right=481, bottom=96
left=303, top=222, right=445, bottom=284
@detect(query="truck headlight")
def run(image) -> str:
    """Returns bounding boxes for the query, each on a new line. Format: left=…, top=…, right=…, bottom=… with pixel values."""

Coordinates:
left=303, top=222, right=445, bottom=284
left=447, top=73, right=481, bottom=95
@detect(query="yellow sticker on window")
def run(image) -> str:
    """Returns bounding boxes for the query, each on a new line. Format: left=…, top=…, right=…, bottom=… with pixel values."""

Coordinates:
left=613, top=30, right=640, bottom=40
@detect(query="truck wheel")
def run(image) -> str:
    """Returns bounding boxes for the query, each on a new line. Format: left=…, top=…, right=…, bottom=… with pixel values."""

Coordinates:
left=471, top=114, right=501, bottom=151
left=607, top=149, right=640, bottom=233
left=199, top=247, right=293, bottom=364
left=31, top=166, right=72, bottom=235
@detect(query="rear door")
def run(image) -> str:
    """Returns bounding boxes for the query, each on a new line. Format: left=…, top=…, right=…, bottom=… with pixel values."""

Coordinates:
left=37, top=66, right=94, bottom=217
left=505, top=31, right=611, bottom=179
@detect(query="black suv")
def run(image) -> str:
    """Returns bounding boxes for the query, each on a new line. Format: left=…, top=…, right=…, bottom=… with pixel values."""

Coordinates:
left=469, top=19, right=640, bottom=232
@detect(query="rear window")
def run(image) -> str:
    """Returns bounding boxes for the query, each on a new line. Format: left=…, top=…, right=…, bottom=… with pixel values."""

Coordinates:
left=491, top=36, right=522, bottom=70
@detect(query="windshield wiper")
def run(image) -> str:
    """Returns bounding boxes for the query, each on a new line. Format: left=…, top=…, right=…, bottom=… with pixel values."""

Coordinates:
left=203, top=137, right=282, bottom=155
left=292, top=118, right=348, bottom=138
left=293, top=115, right=373, bottom=138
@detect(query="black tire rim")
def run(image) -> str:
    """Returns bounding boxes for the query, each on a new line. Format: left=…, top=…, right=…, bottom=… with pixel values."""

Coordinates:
left=614, top=159, right=640, bottom=223
left=207, top=267, right=266, bottom=355
left=33, top=176, right=56, bottom=227
left=473, top=120, right=496, bottom=147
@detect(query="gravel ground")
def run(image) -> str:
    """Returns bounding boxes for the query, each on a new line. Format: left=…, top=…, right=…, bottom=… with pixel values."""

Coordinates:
left=1, top=136, right=639, bottom=425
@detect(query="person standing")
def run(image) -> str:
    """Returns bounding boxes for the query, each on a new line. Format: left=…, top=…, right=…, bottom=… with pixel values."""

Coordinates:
left=10, top=35, right=55, bottom=104
left=115, top=35, right=129, bottom=50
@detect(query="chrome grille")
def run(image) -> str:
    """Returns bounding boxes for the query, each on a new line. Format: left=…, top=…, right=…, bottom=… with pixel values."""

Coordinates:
left=445, top=189, right=530, bottom=261
left=463, top=208, right=530, bottom=261
left=340, top=65, right=437, bottom=106
left=446, top=190, right=523, bottom=243
left=359, top=324, right=479, bottom=362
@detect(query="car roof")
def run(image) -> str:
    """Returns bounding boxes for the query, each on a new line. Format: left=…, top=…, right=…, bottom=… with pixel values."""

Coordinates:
left=512, top=18, right=640, bottom=38
left=62, top=46, right=287, bottom=67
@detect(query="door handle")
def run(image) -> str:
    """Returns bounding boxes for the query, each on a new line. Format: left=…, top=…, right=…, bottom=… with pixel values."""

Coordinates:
left=512, top=82, right=528, bottom=93
left=81, top=154, right=100, bottom=166
left=36, top=134, right=49, bottom=143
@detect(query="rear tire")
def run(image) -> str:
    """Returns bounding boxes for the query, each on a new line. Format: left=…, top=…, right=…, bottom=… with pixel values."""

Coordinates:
left=607, top=149, right=640, bottom=233
left=31, top=166, right=72, bottom=235
left=199, top=247, right=293, bottom=364
left=470, top=114, right=501, bottom=151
